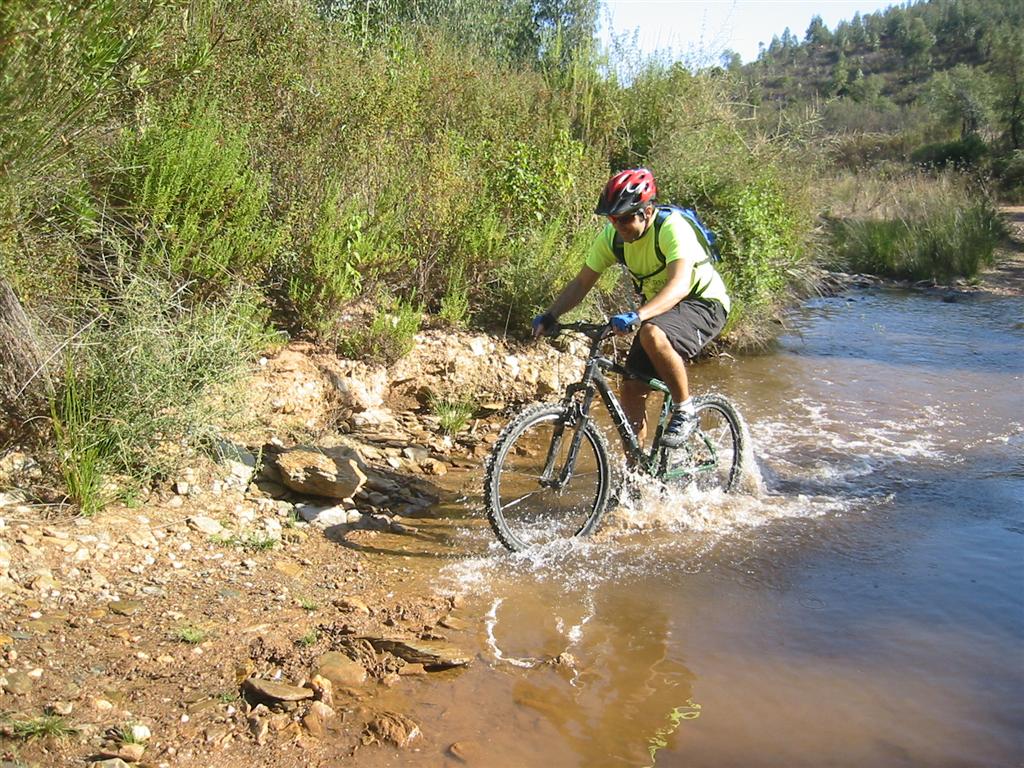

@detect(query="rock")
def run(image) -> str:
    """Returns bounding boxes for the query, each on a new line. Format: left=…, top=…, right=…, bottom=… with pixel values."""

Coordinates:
left=117, top=742, right=145, bottom=761
left=420, top=459, right=447, bottom=476
left=402, top=446, right=429, bottom=462
left=108, top=600, right=143, bottom=617
left=327, top=368, right=387, bottom=415
left=92, top=760, right=131, bottom=768
left=242, top=678, right=315, bottom=704
left=362, top=711, right=421, bottom=748
left=360, top=637, right=471, bottom=670
left=295, top=504, right=349, bottom=528
left=448, top=740, right=485, bottom=764
left=47, top=700, right=74, bottom=716
left=301, top=701, right=336, bottom=738
left=187, top=516, right=224, bottom=536
left=173, top=481, right=190, bottom=496
left=316, top=652, right=367, bottom=687
left=27, top=569, right=59, bottom=593
left=275, top=446, right=368, bottom=500
left=307, top=675, right=334, bottom=707
left=273, top=560, right=303, bottom=578
left=333, top=597, right=370, bottom=615
left=128, top=723, right=151, bottom=742
left=248, top=711, right=269, bottom=745
left=1, top=669, right=33, bottom=695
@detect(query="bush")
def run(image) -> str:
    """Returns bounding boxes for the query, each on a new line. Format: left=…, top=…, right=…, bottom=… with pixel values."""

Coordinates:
left=827, top=172, right=1004, bottom=281
left=119, top=99, right=281, bottom=283
left=910, top=134, right=989, bottom=169
left=641, top=68, right=817, bottom=341
left=336, top=293, right=422, bottom=366
left=51, top=276, right=276, bottom=512
left=994, top=150, right=1024, bottom=202
left=285, top=187, right=367, bottom=335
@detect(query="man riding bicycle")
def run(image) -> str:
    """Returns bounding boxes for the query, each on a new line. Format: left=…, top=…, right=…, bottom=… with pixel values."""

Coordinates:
left=532, top=168, right=731, bottom=449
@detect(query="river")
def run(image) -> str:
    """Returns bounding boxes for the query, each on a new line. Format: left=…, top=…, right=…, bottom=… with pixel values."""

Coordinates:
left=354, top=286, right=1024, bottom=767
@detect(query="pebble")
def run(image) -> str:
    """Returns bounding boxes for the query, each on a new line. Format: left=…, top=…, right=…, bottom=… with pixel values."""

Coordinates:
left=1, top=669, right=33, bottom=694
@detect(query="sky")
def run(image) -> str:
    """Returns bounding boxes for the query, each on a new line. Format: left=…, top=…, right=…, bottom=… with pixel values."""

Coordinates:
left=600, top=0, right=899, bottom=65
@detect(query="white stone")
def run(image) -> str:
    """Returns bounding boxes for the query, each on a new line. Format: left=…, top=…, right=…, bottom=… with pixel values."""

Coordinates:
left=130, top=724, right=151, bottom=742
left=296, top=504, right=348, bottom=528
left=187, top=516, right=224, bottom=536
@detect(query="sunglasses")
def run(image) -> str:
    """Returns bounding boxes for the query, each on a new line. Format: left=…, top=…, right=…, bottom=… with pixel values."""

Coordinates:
left=608, top=209, right=646, bottom=226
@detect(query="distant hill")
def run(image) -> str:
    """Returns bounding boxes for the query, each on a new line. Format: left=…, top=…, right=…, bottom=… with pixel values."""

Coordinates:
left=741, top=0, right=1024, bottom=150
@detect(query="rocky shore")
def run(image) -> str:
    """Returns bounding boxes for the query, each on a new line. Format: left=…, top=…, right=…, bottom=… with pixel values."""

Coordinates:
left=0, top=329, right=587, bottom=767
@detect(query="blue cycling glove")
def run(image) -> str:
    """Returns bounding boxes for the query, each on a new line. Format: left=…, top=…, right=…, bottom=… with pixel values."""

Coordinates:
left=611, top=311, right=640, bottom=333
left=532, top=312, right=557, bottom=335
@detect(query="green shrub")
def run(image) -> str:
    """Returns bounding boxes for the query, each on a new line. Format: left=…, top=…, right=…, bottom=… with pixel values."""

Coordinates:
left=429, top=394, right=477, bottom=435
left=645, top=70, right=816, bottom=342
left=438, top=262, right=471, bottom=326
left=911, top=134, right=988, bottom=169
left=337, top=293, right=422, bottom=365
left=120, top=99, right=280, bottom=282
left=51, top=276, right=276, bottom=512
left=995, top=150, right=1024, bottom=202
left=286, top=188, right=367, bottom=335
left=828, top=172, right=1004, bottom=280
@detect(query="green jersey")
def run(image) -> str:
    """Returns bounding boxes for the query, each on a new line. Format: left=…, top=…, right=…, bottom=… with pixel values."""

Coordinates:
left=585, top=211, right=731, bottom=312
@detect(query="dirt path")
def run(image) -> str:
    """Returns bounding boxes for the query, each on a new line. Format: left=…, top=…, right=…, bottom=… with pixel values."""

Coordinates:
left=979, top=206, right=1024, bottom=296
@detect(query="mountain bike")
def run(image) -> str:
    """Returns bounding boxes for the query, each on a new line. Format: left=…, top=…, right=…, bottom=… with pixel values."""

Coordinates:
left=483, top=320, right=745, bottom=552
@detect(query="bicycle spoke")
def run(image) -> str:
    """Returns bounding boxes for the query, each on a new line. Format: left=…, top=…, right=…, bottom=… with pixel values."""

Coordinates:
left=486, top=405, right=609, bottom=550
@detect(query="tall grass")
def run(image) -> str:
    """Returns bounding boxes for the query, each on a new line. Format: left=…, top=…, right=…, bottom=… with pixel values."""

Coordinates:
left=826, top=172, right=1005, bottom=281
left=51, top=276, right=276, bottom=511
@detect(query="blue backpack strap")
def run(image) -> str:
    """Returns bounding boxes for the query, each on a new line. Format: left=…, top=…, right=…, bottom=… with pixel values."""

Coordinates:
left=652, top=207, right=672, bottom=264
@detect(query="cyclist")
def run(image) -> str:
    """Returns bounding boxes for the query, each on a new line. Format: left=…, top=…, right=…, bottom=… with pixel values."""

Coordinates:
left=532, top=168, right=730, bottom=448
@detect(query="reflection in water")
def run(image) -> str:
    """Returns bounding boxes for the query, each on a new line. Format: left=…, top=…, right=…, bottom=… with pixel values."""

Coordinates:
left=496, top=583, right=696, bottom=767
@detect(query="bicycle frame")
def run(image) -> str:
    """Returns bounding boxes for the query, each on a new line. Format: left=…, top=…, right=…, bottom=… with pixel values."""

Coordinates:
left=540, top=322, right=674, bottom=488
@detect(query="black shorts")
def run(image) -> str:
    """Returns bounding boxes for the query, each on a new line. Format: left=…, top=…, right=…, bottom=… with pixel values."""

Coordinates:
left=625, top=299, right=728, bottom=380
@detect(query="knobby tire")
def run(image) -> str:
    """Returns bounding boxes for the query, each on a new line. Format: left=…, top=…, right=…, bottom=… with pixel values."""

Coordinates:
left=484, top=402, right=612, bottom=552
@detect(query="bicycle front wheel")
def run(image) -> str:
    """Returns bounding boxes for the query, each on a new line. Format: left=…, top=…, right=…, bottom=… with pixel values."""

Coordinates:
left=484, top=403, right=612, bottom=552
left=659, top=393, right=744, bottom=492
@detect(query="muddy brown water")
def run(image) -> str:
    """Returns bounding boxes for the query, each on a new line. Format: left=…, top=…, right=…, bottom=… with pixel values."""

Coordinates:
left=350, top=287, right=1024, bottom=767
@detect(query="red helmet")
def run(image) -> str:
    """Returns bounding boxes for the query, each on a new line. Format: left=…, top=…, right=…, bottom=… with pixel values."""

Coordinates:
left=595, top=168, right=657, bottom=216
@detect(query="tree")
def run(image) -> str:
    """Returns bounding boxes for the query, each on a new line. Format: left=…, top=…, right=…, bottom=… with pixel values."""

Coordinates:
left=720, top=49, right=742, bottom=74
left=902, top=16, right=935, bottom=70
left=829, top=51, right=850, bottom=97
left=927, top=64, right=994, bottom=138
left=805, top=15, right=832, bottom=46
left=0, top=277, right=50, bottom=443
left=991, top=27, right=1024, bottom=149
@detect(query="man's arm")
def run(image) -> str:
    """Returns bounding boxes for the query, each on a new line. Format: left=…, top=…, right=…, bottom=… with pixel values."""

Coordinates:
left=637, top=260, right=690, bottom=322
left=533, top=266, right=602, bottom=336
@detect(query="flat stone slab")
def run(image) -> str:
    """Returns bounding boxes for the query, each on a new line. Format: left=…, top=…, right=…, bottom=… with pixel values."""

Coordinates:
left=360, top=637, right=471, bottom=670
left=242, top=678, right=314, bottom=703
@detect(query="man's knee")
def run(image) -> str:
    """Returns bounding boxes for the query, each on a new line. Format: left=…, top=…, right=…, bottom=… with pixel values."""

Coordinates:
left=639, top=322, right=676, bottom=359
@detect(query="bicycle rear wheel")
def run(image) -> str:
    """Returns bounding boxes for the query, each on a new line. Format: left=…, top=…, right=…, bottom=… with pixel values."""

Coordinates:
left=484, top=403, right=612, bottom=552
left=659, top=393, right=743, bottom=492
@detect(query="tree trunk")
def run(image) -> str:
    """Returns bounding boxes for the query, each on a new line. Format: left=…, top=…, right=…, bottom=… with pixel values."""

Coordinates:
left=0, top=277, right=50, bottom=442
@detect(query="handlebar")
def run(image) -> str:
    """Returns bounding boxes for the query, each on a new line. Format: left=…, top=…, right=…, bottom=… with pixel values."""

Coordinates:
left=542, top=320, right=614, bottom=341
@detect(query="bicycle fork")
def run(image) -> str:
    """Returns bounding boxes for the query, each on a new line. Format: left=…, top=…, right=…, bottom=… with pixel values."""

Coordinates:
left=539, top=385, right=597, bottom=490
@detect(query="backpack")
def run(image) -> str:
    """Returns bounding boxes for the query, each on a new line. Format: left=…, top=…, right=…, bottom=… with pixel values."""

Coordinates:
left=612, top=205, right=721, bottom=296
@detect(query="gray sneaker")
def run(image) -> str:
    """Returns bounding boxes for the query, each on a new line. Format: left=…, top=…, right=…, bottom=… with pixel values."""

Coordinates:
left=660, top=410, right=697, bottom=448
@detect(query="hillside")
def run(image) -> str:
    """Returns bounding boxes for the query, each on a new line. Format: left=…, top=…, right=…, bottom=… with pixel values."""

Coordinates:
left=741, top=0, right=1024, bottom=170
